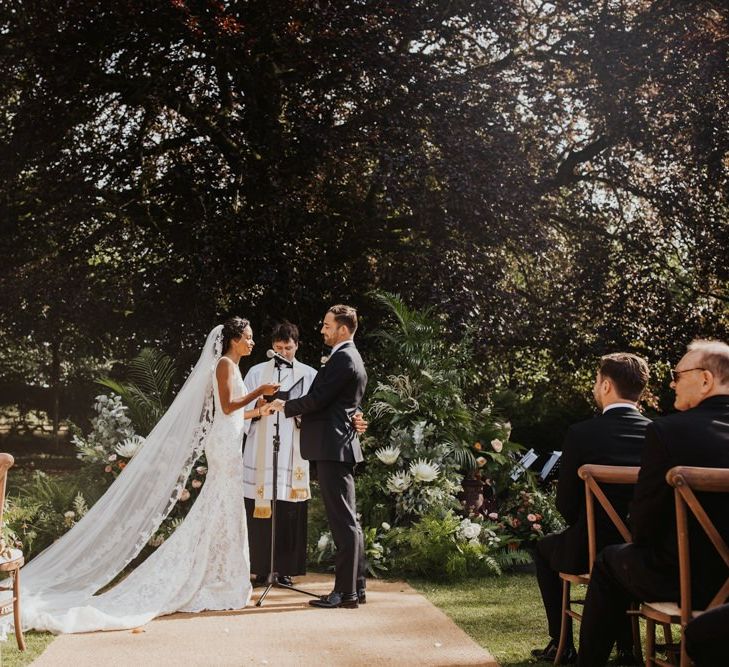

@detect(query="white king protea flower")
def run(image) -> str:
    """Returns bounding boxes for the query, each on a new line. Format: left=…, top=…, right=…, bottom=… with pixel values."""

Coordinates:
left=375, top=446, right=401, bottom=465
left=409, top=458, right=440, bottom=482
left=386, top=471, right=412, bottom=493
left=459, top=518, right=482, bottom=540
left=115, top=435, right=145, bottom=459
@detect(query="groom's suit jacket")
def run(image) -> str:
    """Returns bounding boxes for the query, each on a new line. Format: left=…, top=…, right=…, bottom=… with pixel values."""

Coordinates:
left=284, top=341, right=367, bottom=463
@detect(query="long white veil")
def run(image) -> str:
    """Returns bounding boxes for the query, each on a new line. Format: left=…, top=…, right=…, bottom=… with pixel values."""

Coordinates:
left=20, top=325, right=223, bottom=618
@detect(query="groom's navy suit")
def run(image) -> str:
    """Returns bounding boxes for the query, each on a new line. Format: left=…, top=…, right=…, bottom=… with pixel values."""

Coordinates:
left=284, top=341, right=368, bottom=594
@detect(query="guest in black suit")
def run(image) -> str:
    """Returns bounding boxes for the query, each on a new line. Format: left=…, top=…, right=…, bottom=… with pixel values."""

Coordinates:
left=577, top=339, right=729, bottom=666
left=684, top=602, right=729, bottom=667
left=277, top=304, right=368, bottom=609
left=532, top=353, right=651, bottom=663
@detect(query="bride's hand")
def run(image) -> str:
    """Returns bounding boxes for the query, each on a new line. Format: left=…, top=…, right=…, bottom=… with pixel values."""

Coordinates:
left=259, top=383, right=280, bottom=396
left=259, top=402, right=277, bottom=416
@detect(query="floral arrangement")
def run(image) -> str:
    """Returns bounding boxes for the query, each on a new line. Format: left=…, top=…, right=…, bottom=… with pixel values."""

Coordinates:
left=73, top=394, right=142, bottom=480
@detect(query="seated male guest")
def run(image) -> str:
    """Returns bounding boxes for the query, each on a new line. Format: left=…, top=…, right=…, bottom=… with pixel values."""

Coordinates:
left=684, top=602, right=729, bottom=667
left=532, top=352, right=651, bottom=664
left=577, top=339, right=729, bottom=666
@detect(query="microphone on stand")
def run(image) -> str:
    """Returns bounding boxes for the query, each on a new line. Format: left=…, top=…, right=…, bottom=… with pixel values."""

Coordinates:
left=266, top=349, right=294, bottom=368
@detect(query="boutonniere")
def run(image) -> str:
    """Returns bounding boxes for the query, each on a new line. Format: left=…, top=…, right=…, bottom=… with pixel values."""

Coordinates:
left=320, top=355, right=330, bottom=366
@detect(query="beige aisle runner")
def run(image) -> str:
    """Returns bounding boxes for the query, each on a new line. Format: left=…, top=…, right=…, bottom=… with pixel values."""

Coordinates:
left=32, top=574, right=497, bottom=666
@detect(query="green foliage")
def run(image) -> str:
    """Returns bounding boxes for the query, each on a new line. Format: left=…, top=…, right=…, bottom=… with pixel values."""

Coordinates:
left=98, top=348, right=177, bottom=436
left=384, top=512, right=511, bottom=581
left=2, top=471, right=91, bottom=558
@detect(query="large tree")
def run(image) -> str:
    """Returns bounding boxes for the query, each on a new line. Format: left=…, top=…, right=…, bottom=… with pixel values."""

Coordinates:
left=0, top=1, right=726, bottom=424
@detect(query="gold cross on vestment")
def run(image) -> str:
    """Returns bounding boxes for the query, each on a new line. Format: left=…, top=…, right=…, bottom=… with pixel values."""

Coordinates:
left=294, top=467, right=305, bottom=481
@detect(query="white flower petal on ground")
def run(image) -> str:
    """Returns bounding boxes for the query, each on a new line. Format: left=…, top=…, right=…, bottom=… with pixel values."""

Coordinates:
left=386, top=471, right=412, bottom=493
left=114, top=435, right=145, bottom=459
left=375, top=446, right=401, bottom=465
left=409, top=458, right=440, bottom=482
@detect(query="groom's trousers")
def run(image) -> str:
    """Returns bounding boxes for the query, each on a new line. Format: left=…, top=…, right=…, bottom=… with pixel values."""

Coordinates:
left=316, top=460, right=366, bottom=595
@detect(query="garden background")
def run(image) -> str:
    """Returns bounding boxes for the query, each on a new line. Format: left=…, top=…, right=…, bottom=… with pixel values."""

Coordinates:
left=0, top=1, right=727, bottom=665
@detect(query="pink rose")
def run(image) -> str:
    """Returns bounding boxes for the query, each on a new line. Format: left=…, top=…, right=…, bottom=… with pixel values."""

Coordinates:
left=488, top=512, right=499, bottom=520
left=490, top=438, right=503, bottom=453
left=527, top=513, right=537, bottom=522
left=104, top=465, right=112, bottom=473
left=179, top=489, right=191, bottom=501
left=191, top=479, right=202, bottom=489
left=532, top=523, right=542, bottom=532
left=476, top=456, right=487, bottom=467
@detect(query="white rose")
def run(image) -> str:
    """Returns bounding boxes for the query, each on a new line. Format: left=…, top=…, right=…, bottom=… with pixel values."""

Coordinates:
left=317, top=534, right=330, bottom=551
left=491, top=438, right=503, bottom=453
left=381, top=522, right=391, bottom=531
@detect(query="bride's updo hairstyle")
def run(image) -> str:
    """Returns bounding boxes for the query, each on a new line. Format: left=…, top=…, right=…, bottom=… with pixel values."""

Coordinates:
left=221, top=316, right=250, bottom=354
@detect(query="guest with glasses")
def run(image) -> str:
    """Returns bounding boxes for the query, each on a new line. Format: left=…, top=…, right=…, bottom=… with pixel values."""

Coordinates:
left=576, top=339, right=729, bottom=666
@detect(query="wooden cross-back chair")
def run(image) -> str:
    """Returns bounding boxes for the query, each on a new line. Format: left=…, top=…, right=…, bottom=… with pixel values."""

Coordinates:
left=554, top=464, right=642, bottom=665
left=640, top=466, right=729, bottom=667
left=0, top=452, right=25, bottom=650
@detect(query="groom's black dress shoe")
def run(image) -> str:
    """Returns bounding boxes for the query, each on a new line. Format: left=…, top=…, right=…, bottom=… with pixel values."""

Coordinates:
left=309, top=591, right=359, bottom=609
left=278, top=575, right=293, bottom=586
left=357, top=588, right=366, bottom=604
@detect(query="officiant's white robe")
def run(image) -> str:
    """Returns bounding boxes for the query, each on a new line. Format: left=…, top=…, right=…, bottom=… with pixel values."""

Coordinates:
left=243, top=359, right=317, bottom=501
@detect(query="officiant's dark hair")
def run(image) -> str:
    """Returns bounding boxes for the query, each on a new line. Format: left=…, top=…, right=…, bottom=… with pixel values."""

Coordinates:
left=598, top=353, right=649, bottom=402
left=271, top=321, right=299, bottom=344
left=221, top=316, right=250, bottom=353
left=328, top=304, right=358, bottom=333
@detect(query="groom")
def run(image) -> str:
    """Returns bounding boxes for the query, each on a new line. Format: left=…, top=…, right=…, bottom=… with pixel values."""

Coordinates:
left=276, top=304, right=368, bottom=609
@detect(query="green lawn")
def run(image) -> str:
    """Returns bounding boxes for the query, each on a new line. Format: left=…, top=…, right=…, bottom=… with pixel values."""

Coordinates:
left=411, top=572, right=640, bottom=667
left=1, top=631, right=54, bottom=667
left=411, top=571, right=550, bottom=667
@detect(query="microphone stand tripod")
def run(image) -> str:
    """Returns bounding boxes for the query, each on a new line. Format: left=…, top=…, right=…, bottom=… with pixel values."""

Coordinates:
left=256, top=359, right=318, bottom=606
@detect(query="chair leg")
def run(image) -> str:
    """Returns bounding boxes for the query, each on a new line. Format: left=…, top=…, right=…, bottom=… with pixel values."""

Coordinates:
left=679, top=623, right=689, bottom=667
left=13, top=567, right=26, bottom=651
left=629, top=606, right=643, bottom=665
left=554, top=579, right=570, bottom=665
left=645, top=618, right=656, bottom=667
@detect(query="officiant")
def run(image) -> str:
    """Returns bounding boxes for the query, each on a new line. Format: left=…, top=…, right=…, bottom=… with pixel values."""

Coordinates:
left=243, top=321, right=318, bottom=586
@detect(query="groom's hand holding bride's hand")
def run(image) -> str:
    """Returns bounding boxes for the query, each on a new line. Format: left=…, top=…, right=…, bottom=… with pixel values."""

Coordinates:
left=259, top=402, right=277, bottom=417
left=270, top=399, right=286, bottom=412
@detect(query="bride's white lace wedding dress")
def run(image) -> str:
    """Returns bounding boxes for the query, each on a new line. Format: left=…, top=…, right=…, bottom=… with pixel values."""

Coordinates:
left=18, top=329, right=252, bottom=634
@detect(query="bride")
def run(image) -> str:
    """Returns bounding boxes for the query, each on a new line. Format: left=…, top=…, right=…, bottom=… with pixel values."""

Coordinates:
left=17, top=317, right=279, bottom=634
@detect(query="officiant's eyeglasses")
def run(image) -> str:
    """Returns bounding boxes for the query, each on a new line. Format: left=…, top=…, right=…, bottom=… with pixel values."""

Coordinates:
left=669, top=367, right=705, bottom=382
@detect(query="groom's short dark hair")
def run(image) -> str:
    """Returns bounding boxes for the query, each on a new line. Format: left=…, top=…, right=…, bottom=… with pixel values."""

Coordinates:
left=599, top=353, right=650, bottom=402
left=271, top=321, right=299, bottom=344
left=328, top=304, right=358, bottom=333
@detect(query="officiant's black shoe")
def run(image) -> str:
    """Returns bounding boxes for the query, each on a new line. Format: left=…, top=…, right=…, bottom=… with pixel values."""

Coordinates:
left=357, top=588, right=366, bottom=604
left=309, top=591, right=359, bottom=609
left=278, top=575, right=293, bottom=586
